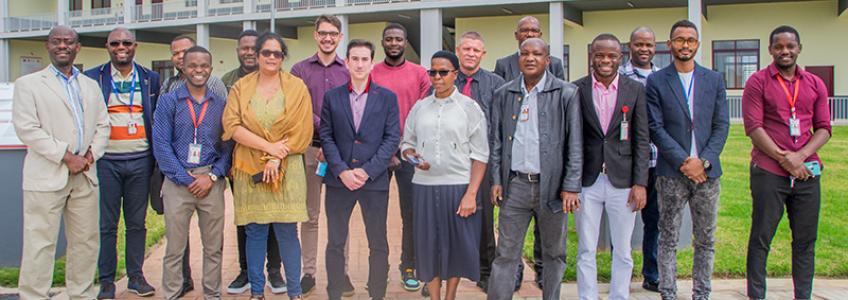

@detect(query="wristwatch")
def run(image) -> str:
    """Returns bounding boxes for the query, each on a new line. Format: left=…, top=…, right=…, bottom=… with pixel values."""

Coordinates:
left=208, top=173, right=218, bottom=182
left=701, top=159, right=712, bottom=170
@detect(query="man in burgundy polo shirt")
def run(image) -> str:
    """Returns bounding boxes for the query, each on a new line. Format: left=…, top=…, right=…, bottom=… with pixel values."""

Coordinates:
left=742, top=25, right=831, bottom=300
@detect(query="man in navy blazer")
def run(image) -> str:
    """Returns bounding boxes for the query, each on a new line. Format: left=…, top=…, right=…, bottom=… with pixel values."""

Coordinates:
left=83, top=27, right=160, bottom=298
left=319, top=39, right=400, bottom=300
left=645, top=20, right=729, bottom=300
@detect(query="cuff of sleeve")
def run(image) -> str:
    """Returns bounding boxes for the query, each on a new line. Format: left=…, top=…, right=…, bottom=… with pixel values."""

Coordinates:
left=470, top=153, right=489, bottom=164
left=176, top=173, right=195, bottom=186
left=52, top=142, right=70, bottom=165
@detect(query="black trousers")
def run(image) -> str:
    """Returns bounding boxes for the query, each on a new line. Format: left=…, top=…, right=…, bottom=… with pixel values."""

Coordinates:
left=479, top=176, right=496, bottom=280
left=325, top=186, right=389, bottom=300
left=746, top=165, right=820, bottom=300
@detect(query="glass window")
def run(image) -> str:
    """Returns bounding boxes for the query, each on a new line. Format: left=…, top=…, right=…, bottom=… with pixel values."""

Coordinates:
left=563, top=45, right=570, bottom=81
left=91, top=0, right=110, bottom=9
left=712, top=40, right=760, bottom=89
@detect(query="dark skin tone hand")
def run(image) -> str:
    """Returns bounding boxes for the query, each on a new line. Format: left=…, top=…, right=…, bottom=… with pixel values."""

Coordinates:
left=680, top=157, right=707, bottom=184
left=188, top=173, right=214, bottom=198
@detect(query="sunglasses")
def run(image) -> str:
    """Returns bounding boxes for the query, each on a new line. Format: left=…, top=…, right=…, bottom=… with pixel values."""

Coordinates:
left=108, top=40, right=134, bottom=47
left=427, top=69, right=455, bottom=77
left=260, top=49, right=284, bottom=59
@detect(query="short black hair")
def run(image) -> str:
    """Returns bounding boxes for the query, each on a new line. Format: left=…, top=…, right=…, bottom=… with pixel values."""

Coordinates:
left=669, top=19, right=699, bottom=39
left=183, top=46, right=212, bottom=62
left=238, top=30, right=259, bottom=42
left=431, top=50, right=459, bottom=70
left=382, top=22, right=407, bottom=38
left=172, top=34, right=196, bottom=46
left=254, top=31, right=288, bottom=58
left=346, top=39, right=375, bottom=59
left=770, top=25, right=801, bottom=45
left=591, top=33, right=621, bottom=50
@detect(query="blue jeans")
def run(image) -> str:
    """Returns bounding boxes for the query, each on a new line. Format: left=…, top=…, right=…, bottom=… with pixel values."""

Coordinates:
left=640, top=168, right=660, bottom=282
left=245, top=223, right=301, bottom=297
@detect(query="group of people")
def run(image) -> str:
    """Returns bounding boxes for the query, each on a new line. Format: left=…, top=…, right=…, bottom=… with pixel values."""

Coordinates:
left=11, top=11, right=829, bottom=300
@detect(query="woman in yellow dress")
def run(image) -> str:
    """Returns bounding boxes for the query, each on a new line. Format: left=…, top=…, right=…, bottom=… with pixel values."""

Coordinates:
left=222, top=32, right=312, bottom=300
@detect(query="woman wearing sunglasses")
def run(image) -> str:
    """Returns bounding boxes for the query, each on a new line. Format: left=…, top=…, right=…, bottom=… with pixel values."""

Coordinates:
left=222, top=32, right=312, bottom=300
left=401, top=51, right=489, bottom=300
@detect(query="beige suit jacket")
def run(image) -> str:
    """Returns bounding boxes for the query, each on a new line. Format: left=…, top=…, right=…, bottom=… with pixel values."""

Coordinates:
left=12, top=66, right=110, bottom=192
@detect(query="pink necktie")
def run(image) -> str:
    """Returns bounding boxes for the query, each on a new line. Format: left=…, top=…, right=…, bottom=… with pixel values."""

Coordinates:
left=462, top=77, right=473, bottom=97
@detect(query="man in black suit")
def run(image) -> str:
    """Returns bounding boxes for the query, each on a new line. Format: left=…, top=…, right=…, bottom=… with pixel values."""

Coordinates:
left=572, top=33, right=650, bottom=300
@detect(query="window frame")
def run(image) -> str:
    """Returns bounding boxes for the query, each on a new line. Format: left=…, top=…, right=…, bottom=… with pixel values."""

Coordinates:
left=711, top=39, right=760, bottom=90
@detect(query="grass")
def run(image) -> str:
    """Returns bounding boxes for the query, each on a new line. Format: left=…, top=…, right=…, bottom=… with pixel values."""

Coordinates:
left=521, top=125, right=848, bottom=281
left=0, top=204, right=167, bottom=288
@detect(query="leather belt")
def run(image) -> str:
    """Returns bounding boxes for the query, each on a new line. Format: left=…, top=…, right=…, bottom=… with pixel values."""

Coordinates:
left=311, top=140, right=322, bottom=148
left=512, top=171, right=540, bottom=183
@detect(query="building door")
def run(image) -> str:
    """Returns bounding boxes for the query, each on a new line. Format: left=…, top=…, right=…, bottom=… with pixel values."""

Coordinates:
left=806, top=66, right=834, bottom=97
left=152, top=60, right=175, bottom=86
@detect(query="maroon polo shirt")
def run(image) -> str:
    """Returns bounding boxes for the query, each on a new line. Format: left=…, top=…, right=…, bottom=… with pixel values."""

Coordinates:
left=290, top=53, right=351, bottom=134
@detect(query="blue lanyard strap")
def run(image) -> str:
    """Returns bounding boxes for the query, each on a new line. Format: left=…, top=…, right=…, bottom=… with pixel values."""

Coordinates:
left=679, top=74, right=694, bottom=103
left=110, top=67, right=138, bottom=113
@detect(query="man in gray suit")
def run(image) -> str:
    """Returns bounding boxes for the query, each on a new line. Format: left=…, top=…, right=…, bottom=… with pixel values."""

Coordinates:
left=13, top=25, right=110, bottom=300
left=487, top=38, right=582, bottom=300
left=494, top=16, right=566, bottom=83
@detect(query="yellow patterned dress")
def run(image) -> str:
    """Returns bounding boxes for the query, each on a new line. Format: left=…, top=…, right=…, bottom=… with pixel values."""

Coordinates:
left=231, top=89, right=308, bottom=225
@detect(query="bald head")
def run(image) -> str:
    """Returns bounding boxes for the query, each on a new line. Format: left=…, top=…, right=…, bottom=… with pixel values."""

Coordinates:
left=628, top=26, right=657, bottom=68
left=520, top=38, right=549, bottom=56
left=48, top=25, right=78, bottom=41
left=518, top=37, right=550, bottom=79
left=46, top=25, right=80, bottom=71
left=108, top=27, right=135, bottom=41
left=514, top=16, right=543, bottom=46
left=107, top=27, right=138, bottom=68
left=630, top=26, right=655, bottom=42
left=517, top=16, right=541, bottom=30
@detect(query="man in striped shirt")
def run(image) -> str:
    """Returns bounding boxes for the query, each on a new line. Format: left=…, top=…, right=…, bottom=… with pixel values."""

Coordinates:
left=84, top=27, right=160, bottom=300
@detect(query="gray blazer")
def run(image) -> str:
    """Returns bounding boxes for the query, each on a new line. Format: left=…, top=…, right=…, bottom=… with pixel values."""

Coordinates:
left=490, top=71, right=583, bottom=213
left=574, top=75, right=650, bottom=189
left=494, top=52, right=566, bottom=83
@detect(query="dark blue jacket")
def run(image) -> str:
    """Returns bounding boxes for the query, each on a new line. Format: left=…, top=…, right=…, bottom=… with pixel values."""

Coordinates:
left=319, top=82, right=400, bottom=192
left=645, top=63, right=729, bottom=179
left=84, top=62, right=161, bottom=157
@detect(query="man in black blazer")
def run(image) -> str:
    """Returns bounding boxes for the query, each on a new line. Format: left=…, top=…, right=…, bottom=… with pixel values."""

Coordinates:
left=573, top=34, right=649, bottom=300
left=645, top=20, right=729, bottom=300
left=319, top=39, right=400, bottom=300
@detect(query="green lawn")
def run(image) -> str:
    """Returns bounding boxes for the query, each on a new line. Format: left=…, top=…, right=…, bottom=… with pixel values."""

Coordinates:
left=0, top=205, right=167, bottom=287
left=521, top=125, right=848, bottom=281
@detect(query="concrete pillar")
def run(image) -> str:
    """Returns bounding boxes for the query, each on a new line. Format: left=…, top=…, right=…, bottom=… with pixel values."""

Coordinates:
left=123, top=0, right=134, bottom=24
left=243, top=0, right=256, bottom=30
left=419, top=8, right=442, bottom=69
left=197, top=24, right=210, bottom=48
left=0, top=39, right=10, bottom=82
left=198, top=0, right=208, bottom=18
left=688, top=0, right=703, bottom=63
left=57, top=0, right=68, bottom=25
left=336, top=14, right=349, bottom=59
left=548, top=1, right=564, bottom=65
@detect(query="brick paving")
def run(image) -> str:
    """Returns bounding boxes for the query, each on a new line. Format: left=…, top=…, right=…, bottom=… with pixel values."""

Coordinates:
left=104, top=181, right=848, bottom=300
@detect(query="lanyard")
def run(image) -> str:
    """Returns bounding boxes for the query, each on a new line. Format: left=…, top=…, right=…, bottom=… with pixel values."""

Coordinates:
left=679, top=74, right=695, bottom=119
left=110, top=69, right=137, bottom=116
left=185, top=98, right=209, bottom=144
left=776, top=75, right=801, bottom=118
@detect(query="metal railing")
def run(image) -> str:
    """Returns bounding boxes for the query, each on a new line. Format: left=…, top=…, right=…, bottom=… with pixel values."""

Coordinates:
left=133, top=2, right=198, bottom=23
left=3, top=15, right=57, bottom=32
left=727, top=95, right=848, bottom=124
left=67, top=7, right=123, bottom=28
left=255, top=0, right=419, bottom=12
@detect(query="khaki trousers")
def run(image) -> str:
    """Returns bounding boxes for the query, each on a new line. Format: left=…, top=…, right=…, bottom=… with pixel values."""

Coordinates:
left=302, top=146, right=349, bottom=275
left=18, top=173, right=99, bottom=300
left=161, top=177, right=225, bottom=300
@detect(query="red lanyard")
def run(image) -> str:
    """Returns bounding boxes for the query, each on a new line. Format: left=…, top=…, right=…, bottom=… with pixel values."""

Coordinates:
left=186, top=98, right=209, bottom=143
left=776, top=75, right=800, bottom=117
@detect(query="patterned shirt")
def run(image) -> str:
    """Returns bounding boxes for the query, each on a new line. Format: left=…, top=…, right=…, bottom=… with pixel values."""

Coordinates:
left=161, top=72, right=228, bottom=100
left=152, top=85, right=232, bottom=186
left=620, top=61, right=660, bottom=167
left=105, top=64, right=149, bottom=156
left=49, top=64, right=85, bottom=153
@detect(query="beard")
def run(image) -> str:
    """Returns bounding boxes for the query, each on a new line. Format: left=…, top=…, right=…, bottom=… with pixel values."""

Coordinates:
left=385, top=50, right=404, bottom=60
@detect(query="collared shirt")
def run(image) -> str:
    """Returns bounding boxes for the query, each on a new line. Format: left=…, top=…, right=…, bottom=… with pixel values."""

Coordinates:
left=678, top=71, right=697, bottom=157
left=401, top=88, right=489, bottom=185
left=348, top=80, right=370, bottom=131
left=106, top=64, right=149, bottom=156
left=620, top=61, right=660, bottom=167
left=152, top=85, right=233, bottom=186
left=591, top=74, right=619, bottom=134
left=290, top=53, right=350, bottom=132
left=511, top=71, right=547, bottom=174
left=455, top=68, right=506, bottom=121
left=161, top=72, right=228, bottom=100
left=371, top=60, right=432, bottom=136
left=742, top=63, right=832, bottom=177
left=49, top=64, right=85, bottom=153
left=221, top=67, right=251, bottom=91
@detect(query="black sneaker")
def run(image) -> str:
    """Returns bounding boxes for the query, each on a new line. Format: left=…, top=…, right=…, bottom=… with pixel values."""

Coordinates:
left=476, top=277, right=488, bottom=293
left=177, top=280, right=194, bottom=298
left=227, top=271, right=250, bottom=294
left=267, top=271, right=287, bottom=294
left=643, top=280, right=660, bottom=293
left=400, top=268, right=421, bottom=291
left=301, top=274, right=315, bottom=295
left=535, top=278, right=543, bottom=290
left=342, top=275, right=355, bottom=297
left=127, top=276, right=156, bottom=297
left=97, top=282, right=115, bottom=300
left=421, top=282, right=430, bottom=297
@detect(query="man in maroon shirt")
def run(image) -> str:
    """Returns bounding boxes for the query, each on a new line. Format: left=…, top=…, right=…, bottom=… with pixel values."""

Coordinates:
left=742, top=25, right=831, bottom=300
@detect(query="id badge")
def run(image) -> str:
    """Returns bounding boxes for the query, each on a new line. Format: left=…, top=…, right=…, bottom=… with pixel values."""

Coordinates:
left=620, top=120, right=630, bottom=141
left=520, top=104, right=530, bottom=122
left=789, top=117, right=801, bottom=137
left=315, top=161, right=327, bottom=177
left=187, top=143, right=202, bottom=164
left=127, top=121, right=138, bottom=136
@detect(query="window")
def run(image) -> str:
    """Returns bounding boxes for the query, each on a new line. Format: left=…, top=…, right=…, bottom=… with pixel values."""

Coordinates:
left=152, top=60, right=176, bottom=86
left=92, top=0, right=111, bottom=9
left=712, top=40, right=759, bottom=89
left=70, top=0, right=83, bottom=11
left=219, top=0, right=243, bottom=3
left=562, top=45, right=570, bottom=81
left=185, top=0, right=197, bottom=6
left=586, top=42, right=672, bottom=75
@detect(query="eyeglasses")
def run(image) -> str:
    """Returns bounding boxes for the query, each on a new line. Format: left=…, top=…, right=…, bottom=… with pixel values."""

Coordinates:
left=317, top=31, right=340, bottom=38
left=108, top=40, right=134, bottom=47
left=671, top=37, right=699, bottom=47
left=48, top=38, right=77, bottom=46
left=260, top=49, right=284, bottom=59
left=427, top=69, right=454, bottom=77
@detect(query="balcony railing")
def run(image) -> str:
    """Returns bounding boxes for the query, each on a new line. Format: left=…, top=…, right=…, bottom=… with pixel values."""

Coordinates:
left=133, top=2, right=198, bottom=23
left=3, top=15, right=57, bottom=32
left=208, top=1, right=246, bottom=17
left=255, top=0, right=419, bottom=13
left=67, top=7, right=123, bottom=28
left=727, top=95, right=848, bottom=124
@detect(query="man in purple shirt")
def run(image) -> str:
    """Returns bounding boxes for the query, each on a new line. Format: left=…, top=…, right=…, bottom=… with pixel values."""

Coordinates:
left=289, top=14, right=352, bottom=296
left=742, top=26, right=831, bottom=300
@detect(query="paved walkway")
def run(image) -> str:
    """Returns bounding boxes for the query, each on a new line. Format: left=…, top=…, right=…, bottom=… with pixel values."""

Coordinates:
left=103, top=181, right=848, bottom=300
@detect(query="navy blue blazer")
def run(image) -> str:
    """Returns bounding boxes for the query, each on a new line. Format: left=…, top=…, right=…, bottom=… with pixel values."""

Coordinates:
left=84, top=62, right=161, bottom=156
left=319, top=82, right=400, bottom=192
left=645, top=63, right=729, bottom=179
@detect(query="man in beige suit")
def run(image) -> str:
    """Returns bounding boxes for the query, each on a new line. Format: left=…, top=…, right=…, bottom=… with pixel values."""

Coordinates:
left=12, top=25, right=110, bottom=300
